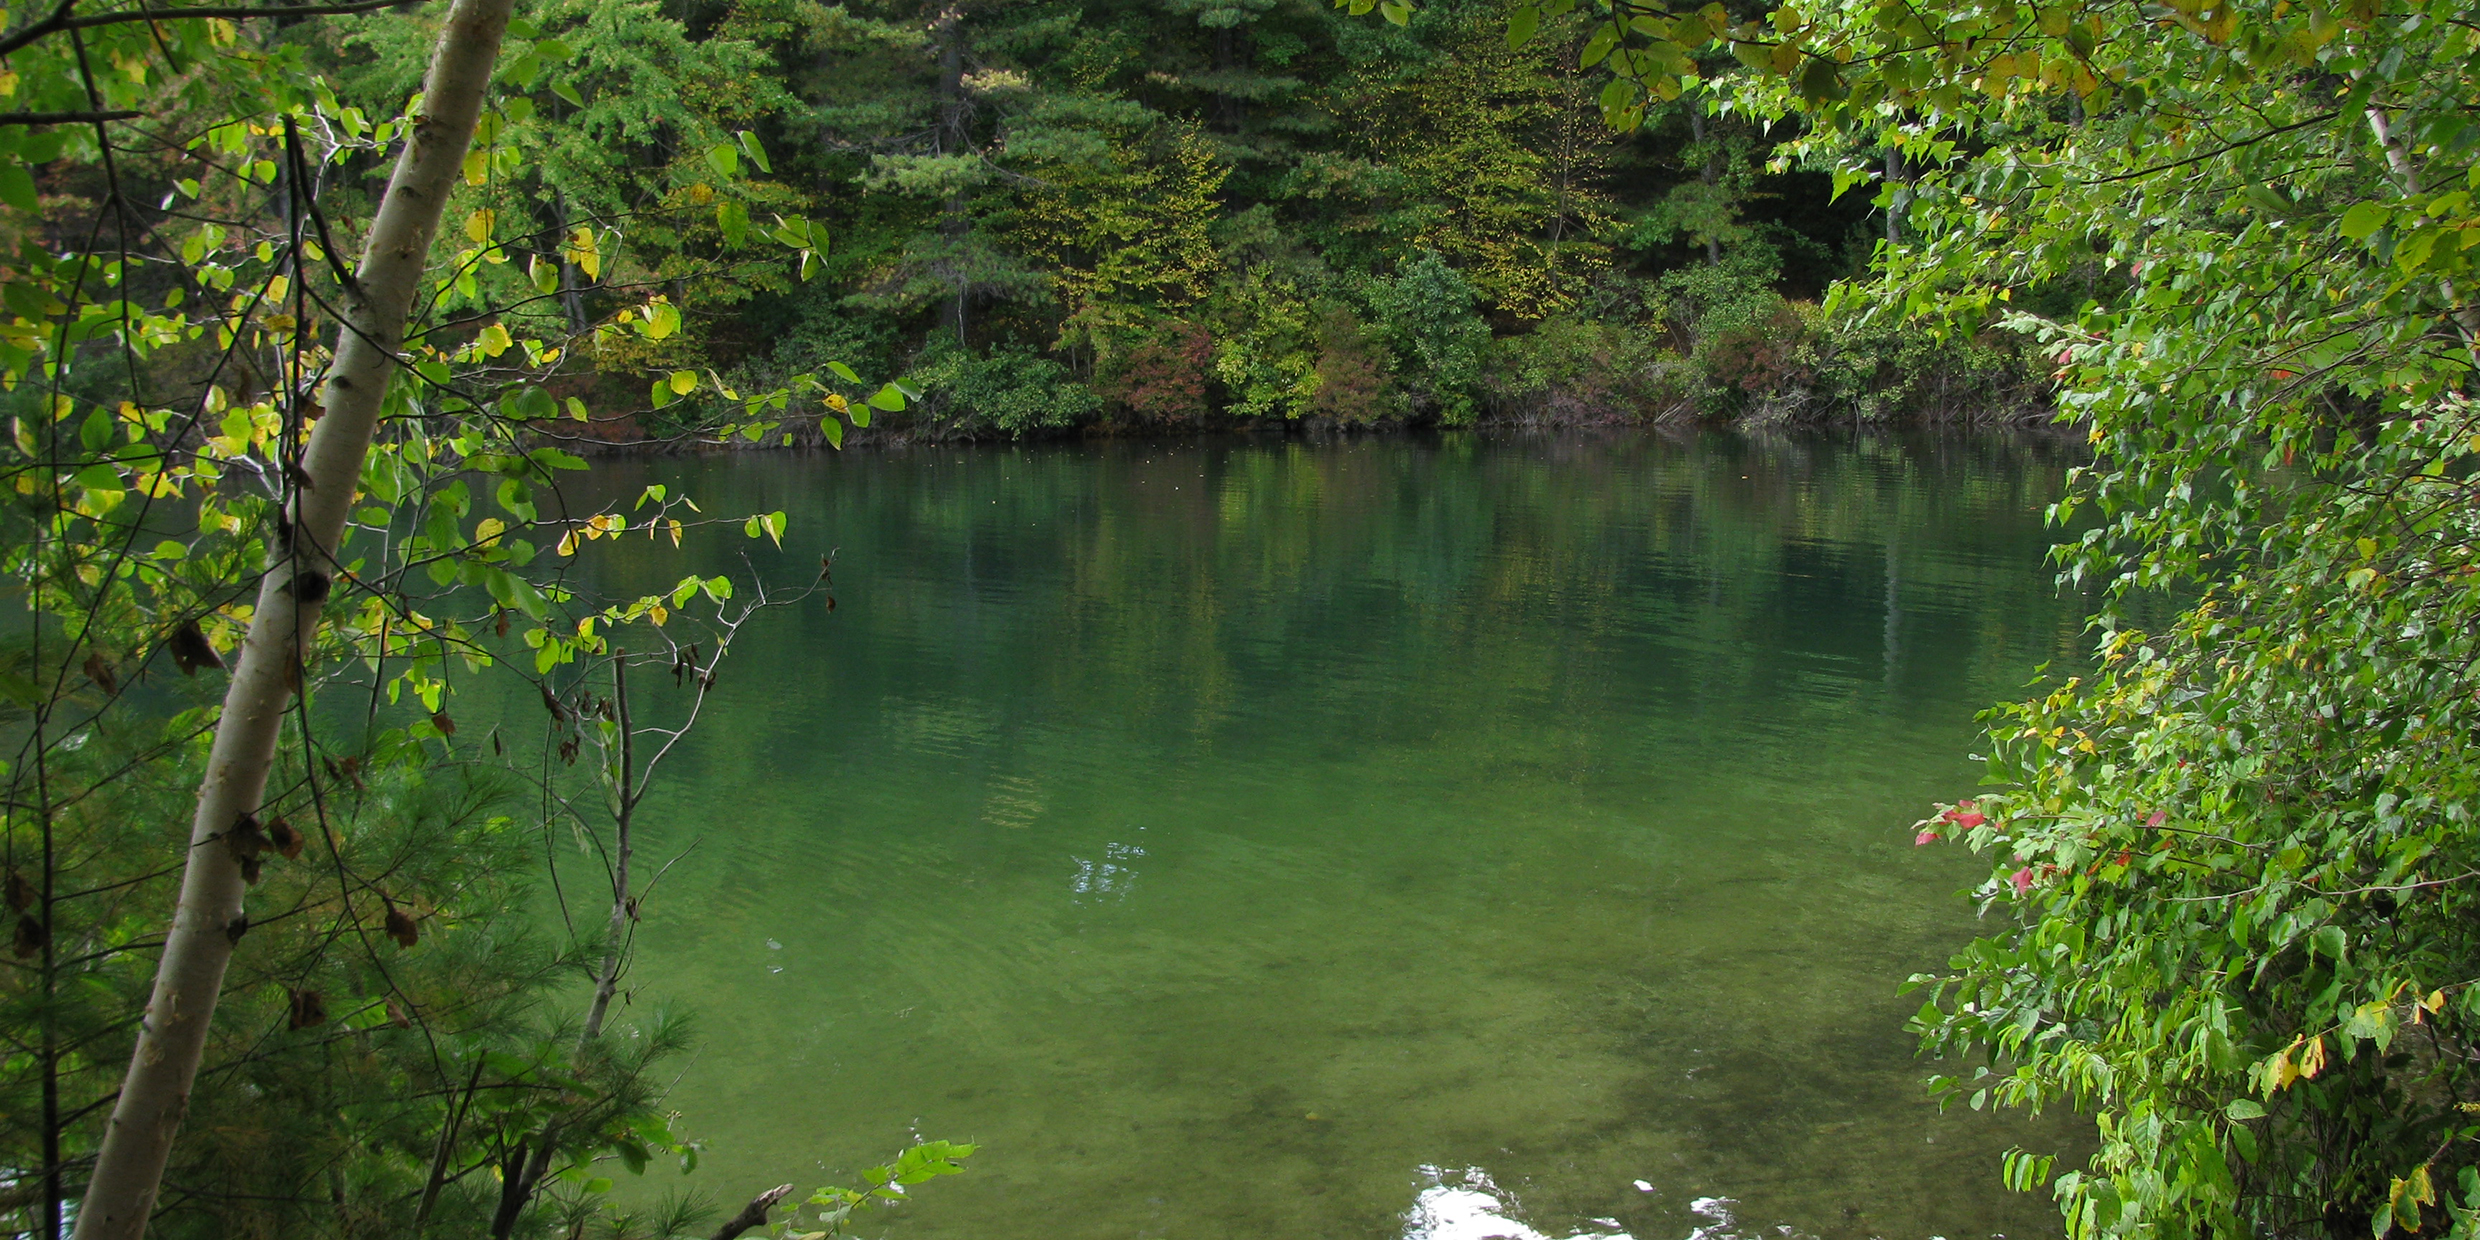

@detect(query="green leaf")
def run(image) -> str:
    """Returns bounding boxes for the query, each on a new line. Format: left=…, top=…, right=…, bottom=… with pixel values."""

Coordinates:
left=1506, top=5, right=1539, bottom=48
left=497, top=478, right=537, bottom=522
left=706, top=143, right=739, bottom=178
left=2341, top=200, right=2390, bottom=241
left=1796, top=55, right=1847, bottom=102
left=503, top=385, right=556, bottom=422
left=820, top=416, right=844, bottom=448
left=552, top=80, right=585, bottom=107
left=1581, top=25, right=1617, bottom=67
left=643, top=302, right=682, bottom=342
left=2226, top=1098, right=2266, bottom=1120
left=503, top=51, right=542, bottom=90
left=0, top=163, right=39, bottom=214
left=866, top=383, right=908, bottom=412
left=737, top=130, right=772, bottom=174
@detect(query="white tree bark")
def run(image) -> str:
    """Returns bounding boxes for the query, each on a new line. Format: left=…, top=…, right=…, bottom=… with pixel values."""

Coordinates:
left=73, top=1, right=515, bottom=1234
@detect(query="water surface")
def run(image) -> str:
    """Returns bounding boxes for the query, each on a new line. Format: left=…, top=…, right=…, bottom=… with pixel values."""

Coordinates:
left=562, top=432, right=2093, bottom=1240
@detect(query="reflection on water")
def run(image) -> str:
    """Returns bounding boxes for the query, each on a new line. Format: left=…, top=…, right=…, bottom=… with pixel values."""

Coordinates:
left=546, top=431, right=2095, bottom=1240
left=1405, top=1166, right=1631, bottom=1240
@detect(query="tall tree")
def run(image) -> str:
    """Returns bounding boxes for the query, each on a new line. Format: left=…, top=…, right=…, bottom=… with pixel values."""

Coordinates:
left=72, top=1, right=520, bottom=1232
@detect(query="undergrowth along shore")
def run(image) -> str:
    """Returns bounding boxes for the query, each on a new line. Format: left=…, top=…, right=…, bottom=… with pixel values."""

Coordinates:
left=557, top=280, right=2054, bottom=449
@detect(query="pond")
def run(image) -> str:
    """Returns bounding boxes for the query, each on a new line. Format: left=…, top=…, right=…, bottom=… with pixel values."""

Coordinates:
left=555, top=431, right=2094, bottom=1240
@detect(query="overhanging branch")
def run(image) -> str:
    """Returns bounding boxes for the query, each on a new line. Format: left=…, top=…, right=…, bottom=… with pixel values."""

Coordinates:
left=1, top=0, right=412, bottom=60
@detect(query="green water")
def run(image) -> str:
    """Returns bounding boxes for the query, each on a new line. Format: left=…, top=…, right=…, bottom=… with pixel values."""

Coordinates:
left=560, top=431, right=2094, bottom=1240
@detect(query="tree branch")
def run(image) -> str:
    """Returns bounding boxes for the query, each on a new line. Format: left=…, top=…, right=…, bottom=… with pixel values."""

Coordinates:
left=0, top=0, right=411, bottom=60
left=0, top=109, right=141, bottom=125
left=711, top=1184, right=795, bottom=1240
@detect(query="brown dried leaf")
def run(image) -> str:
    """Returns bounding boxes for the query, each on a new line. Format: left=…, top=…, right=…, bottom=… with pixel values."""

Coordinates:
left=385, top=905, right=420, bottom=950
left=166, top=620, right=222, bottom=675
left=288, top=988, right=327, bottom=1030
left=81, top=650, right=116, bottom=695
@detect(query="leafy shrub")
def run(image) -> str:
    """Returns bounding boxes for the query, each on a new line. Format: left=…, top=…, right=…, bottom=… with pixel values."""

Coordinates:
left=1310, top=305, right=1398, bottom=424
left=1808, top=319, right=2049, bottom=423
left=907, top=342, right=1101, bottom=438
left=1483, top=315, right=1686, bottom=422
left=1696, top=296, right=1815, bottom=402
left=1211, top=265, right=1324, bottom=420
left=1367, top=250, right=1489, bottom=424
left=1910, top=409, right=2480, bottom=1240
left=1096, top=319, right=1214, bottom=425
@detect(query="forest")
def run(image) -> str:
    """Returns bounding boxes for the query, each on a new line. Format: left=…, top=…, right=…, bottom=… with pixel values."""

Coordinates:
left=6, top=0, right=2480, bottom=1237
left=41, top=0, right=2047, bottom=441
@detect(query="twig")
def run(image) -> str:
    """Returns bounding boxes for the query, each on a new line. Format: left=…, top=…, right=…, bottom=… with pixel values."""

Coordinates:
left=0, top=0, right=410, bottom=59
left=0, top=109, right=140, bottom=125
left=711, top=1184, right=795, bottom=1240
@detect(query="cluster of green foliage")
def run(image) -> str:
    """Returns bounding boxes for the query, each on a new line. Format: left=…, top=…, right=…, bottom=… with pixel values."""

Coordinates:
left=1527, top=0, right=2480, bottom=1234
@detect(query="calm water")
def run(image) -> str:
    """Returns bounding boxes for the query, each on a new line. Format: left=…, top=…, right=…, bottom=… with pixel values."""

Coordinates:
left=552, top=432, right=2095, bottom=1240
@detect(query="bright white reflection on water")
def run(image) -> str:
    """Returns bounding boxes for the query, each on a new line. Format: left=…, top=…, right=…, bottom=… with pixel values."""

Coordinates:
left=1404, top=1166, right=1633, bottom=1240
left=1403, top=1167, right=1777, bottom=1240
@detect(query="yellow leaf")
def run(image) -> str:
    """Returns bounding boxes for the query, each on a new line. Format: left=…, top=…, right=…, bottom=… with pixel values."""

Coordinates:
left=565, top=227, right=600, bottom=280
left=2299, top=1034, right=2328, bottom=1079
left=0, top=70, right=19, bottom=97
left=668, top=370, right=698, bottom=395
left=462, top=149, right=489, bottom=186
left=648, top=603, right=668, bottom=626
left=473, top=517, right=505, bottom=548
left=465, top=208, right=495, bottom=243
left=556, top=531, right=578, bottom=556
left=667, top=519, right=683, bottom=548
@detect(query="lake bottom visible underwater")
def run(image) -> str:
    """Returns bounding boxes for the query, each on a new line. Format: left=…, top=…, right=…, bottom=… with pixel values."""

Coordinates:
left=556, top=432, right=2096, bottom=1240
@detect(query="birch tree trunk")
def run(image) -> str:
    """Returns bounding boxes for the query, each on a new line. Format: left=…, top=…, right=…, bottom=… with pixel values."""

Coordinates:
left=72, top=1, right=515, bottom=1234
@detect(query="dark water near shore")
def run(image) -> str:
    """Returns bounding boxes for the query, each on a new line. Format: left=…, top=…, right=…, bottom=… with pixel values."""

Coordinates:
left=559, top=431, right=2094, bottom=1240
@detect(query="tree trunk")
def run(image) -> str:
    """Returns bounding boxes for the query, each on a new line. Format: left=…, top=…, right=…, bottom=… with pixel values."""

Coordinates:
left=491, top=654, right=637, bottom=1239
left=71, top=2, right=516, bottom=1235
left=934, top=5, right=971, bottom=345
left=1687, top=110, right=1722, bottom=265
left=1883, top=144, right=1907, bottom=247
left=2363, top=99, right=2480, bottom=353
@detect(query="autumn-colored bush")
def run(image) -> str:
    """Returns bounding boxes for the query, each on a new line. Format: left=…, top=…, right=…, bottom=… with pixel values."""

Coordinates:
left=1310, top=307, right=1397, bottom=425
left=1097, top=320, right=1215, bottom=425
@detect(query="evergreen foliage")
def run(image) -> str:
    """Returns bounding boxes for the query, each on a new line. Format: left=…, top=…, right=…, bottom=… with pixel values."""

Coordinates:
left=231, top=0, right=1959, bottom=437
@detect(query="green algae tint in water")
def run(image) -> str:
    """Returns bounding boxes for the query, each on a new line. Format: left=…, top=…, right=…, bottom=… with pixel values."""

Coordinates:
left=564, top=432, right=2092, bottom=1240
